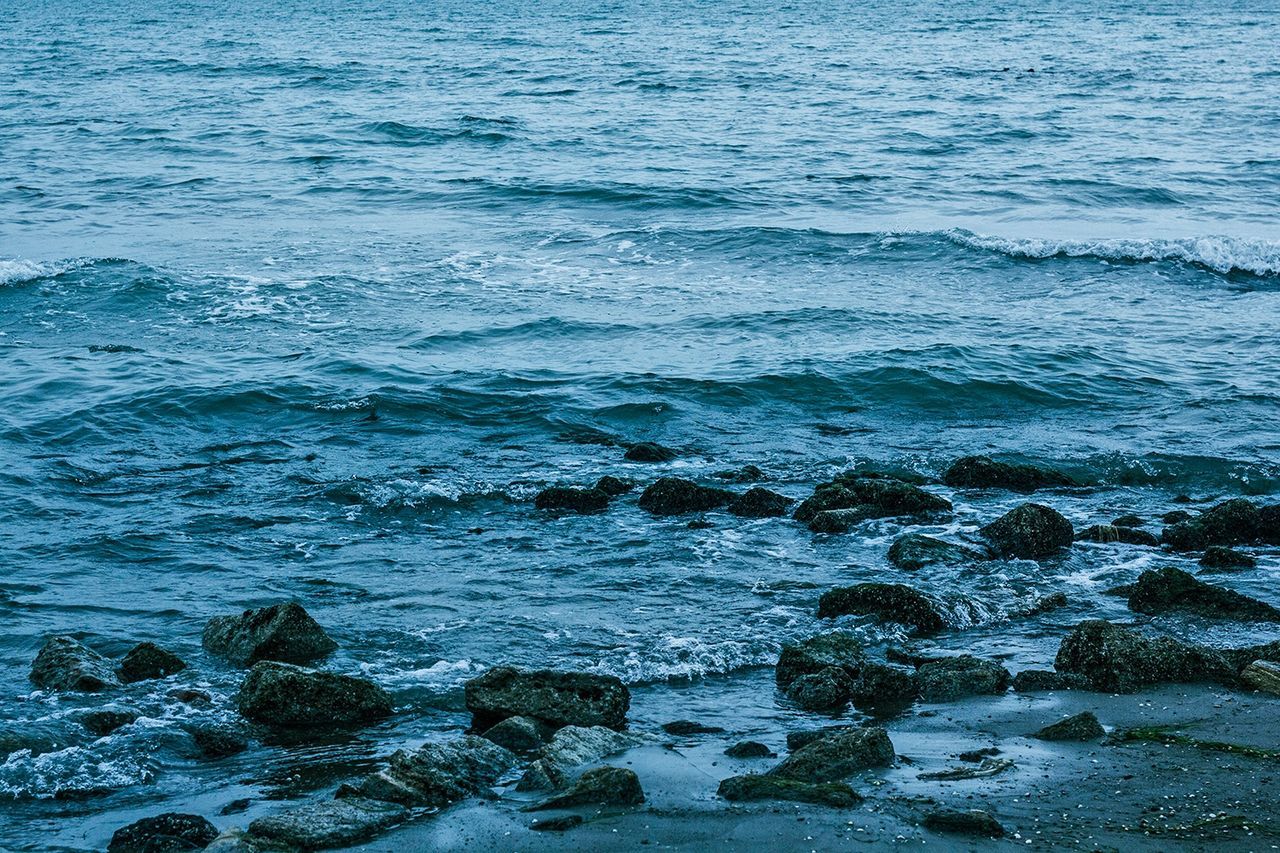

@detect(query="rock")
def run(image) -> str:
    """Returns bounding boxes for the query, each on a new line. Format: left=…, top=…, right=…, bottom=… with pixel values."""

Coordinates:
left=923, top=808, right=1005, bottom=837
left=786, top=667, right=853, bottom=712
left=1053, top=620, right=1237, bottom=692
left=887, top=534, right=987, bottom=571
left=917, top=656, right=1010, bottom=702
left=1075, top=524, right=1159, bottom=547
left=848, top=662, right=919, bottom=709
left=795, top=475, right=952, bottom=528
left=687, top=519, right=714, bottom=530
left=786, top=727, right=856, bottom=752
left=1162, top=498, right=1262, bottom=550
left=480, top=715, right=550, bottom=754
left=717, top=774, right=860, bottom=807
left=81, top=707, right=140, bottom=737
left=1012, top=670, right=1089, bottom=692
left=1242, top=660, right=1280, bottom=695
left=203, top=602, right=337, bottom=667
left=531, top=814, right=584, bottom=832
left=1200, top=546, right=1256, bottom=570
left=637, top=477, right=735, bottom=516
left=768, top=726, right=895, bottom=782
left=594, top=475, right=634, bottom=496
left=1162, top=510, right=1193, bottom=524
left=1112, top=514, right=1144, bottom=528
left=1128, top=567, right=1280, bottom=622
left=624, top=442, right=677, bottom=462
left=465, top=667, right=629, bottom=731
left=529, top=766, right=644, bottom=810
left=918, top=757, right=1014, bottom=780
left=108, top=813, right=219, bottom=853
left=189, top=724, right=249, bottom=758
left=534, top=486, right=610, bottom=514
left=1032, top=711, right=1104, bottom=741
left=660, top=720, right=724, bottom=736
left=727, top=487, right=793, bottom=518
left=29, top=636, right=121, bottom=692
left=203, top=829, right=293, bottom=853
left=343, top=735, right=516, bottom=807
left=776, top=632, right=866, bottom=690
left=1021, top=591, right=1069, bottom=617
left=236, top=662, right=392, bottom=726
left=1261, top=503, right=1280, bottom=544
left=540, top=725, right=646, bottom=769
left=807, top=506, right=880, bottom=533
left=248, top=797, right=406, bottom=849
left=957, top=747, right=1000, bottom=762
left=725, top=741, right=774, bottom=758
left=167, top=688, right=212, bottom=706
left=517, top=758, right=567, bottom=792
left=714, top=464, right=765, bottom=483
left=816, top=584, right=946, bottom=634
left=119, top=642, right=187, bottom=684
left=942, top=456, right=1075, bottom=492
left=979, top=503, right=1074, bottom=559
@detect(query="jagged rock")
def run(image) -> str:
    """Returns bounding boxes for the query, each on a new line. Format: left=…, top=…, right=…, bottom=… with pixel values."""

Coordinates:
left=887, top=534, right=987, bottom=571
left=529, top=766, right=644, bottom=810
left=1112, top=514, right=1144, bottom=528
left=637, top=477, right=735, bottom=516
left=1053, top=620, right=1237, bottom=692
left=727, top=487, right=793, bottom=518
left=1200, top=546, right=1257, bottom=570
left=849, top=662, right=919, bottom=708
left=249, top=797, right=406, bottom=849
left=1128, top=567, right=1280, bottom=622
left=768, top=726, right=894, bottom=782
left=1162, top=498, right=1262, bottom=551
left=775, top=633, right=866, bottom=691
left=108, top=813, right=219, bottom=853
left=236, top=662, right=392, bottom=726
left=29, top=636, right=121, bottom=693
left=480, top=715, right=550, bottom=754
left=816, top=584, right=946, bottom=634
left=718, top=774, right=860, bottom=807
left=465, top=667, right=629, bottom=731
left=540, top=725, right=646, bottom=769
left=796, top=476, right=951, bottom=529
left=1032, top=711, right=1104, bottom=741
left=203, top=828, right=294, bottom=853
left=189, top=724, right=248, bottom=758
left=786, top=727, right=856, bottom=752
left=1076, top=524, right=1159, bottom=547
left=1012, top=670, right=1089, bottom=692
left=624, top=442, right=677, bottom=462
left=1224, top=639, right=1280, bottom=672
left=786, top=667, right=853, bottom=712
left=530, top=814, right=584, bottom=832
left=343, top=735, right=515, bottom=807
left=1242, top=660, right=1280, bottom=695
left=1021, top=592, right=1069, bottom=617
left=979, top=503, right=1074, bottom=559
left=725, top=741, right=774, bottom=758
left=119, top=642, right=187, bottom=684
left=517, top=758, right=567, bottom=792
left=81, top=707, right=140, bottom=737
left=885, top=647, right=944, bottom=668
left=534, top=486, right=610, bottom=514
left=942, top=456, right=1075, bottom=492
left=714, top=464, right=765, bottom=483
left=594, top=475, right=634, bottom=496
left=203, top=602, right=337, bottom=667
left=660, top=720, right=724, bottom=735
left=923, top=808, right=1004, bottom=837
left=917, top=656, right=1010, bottom=702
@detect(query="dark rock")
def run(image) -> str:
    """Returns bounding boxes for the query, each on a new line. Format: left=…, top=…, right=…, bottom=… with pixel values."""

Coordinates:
left=786, top=667, right=853, bottom=712
left=923, top=808, right=1004, bottom=838
left=1162, top=509, right=1193, bottom=524
left=594, top=475, right=634, bottom=496
left=768, top=726, right=895, bottom=782
left=1112, top=514, right=1144, bottom=528
left=220, top=798, right=252, bottom=816
left=885, top=647, right=944, bottom=668
left=795, top=476, right=952, bottom=528
left=714, top=464, right=765, bottom=483
left=529, top=766, right=644, bottom=810
left=816, top=584, right=946, bottom=634
left=189, top=724, right=249, bottom=758
left=465, top=666, right=629, bottom=731
left=203, top=828, right=293, bottom=852
left=517, top=758, right=567, bottom=792
left=1075, top=524, right=1159, bottom=547
left=480, top=715, right=550, bottom=754
left=1200, top=546, right=1257, bottom=570
left=1022, top=592, right=1069, bottom=617
left=887, top=534, right=987, bottom=571
left=1012, top=670, right=1089, bottom=692
left=29, top=636, right=120, bottom=692
left=531, top=814, right=584, bottom=832
left=624, top=442, right=677, bottom=463
left=727, top=487, right=793, bottom=518
left=1053, top=620, right=1237, bottom=692
left=236, top=662, right=392, bottom=727
left=942, top=456, right=1075, bottom=492
left=1242, top=660, right=1280, bottom=695
left=1103, top=584, right=1134, bottom=597
left=119, top=642, right=187, bottom=684
left=718, top=774, right=860, bottom=807
left=1128, top=567, right=1280, bottom=622
left=979, top=502, right=1074, bottom=559
left=661, top=720, right=724, bottom=736
left=849, top=662, right=919, bottom=709
left=1260, top=504, right=1280, bottom=544
left=786, top=727, right=856, bottom=752
left=249, top=797, right=406, bottom=849
left=1032, top=711, right=1104, bottom=741
left=637, top=477, right=735, bottom=516
left=203, top=602, right=337, bottom=667
left=167, top=688, right=212, bottom=706
left=807, top=506, right=879, bottom=533
left=687, top=519, right=714, bottom=530
left=1162, top=498, right=1262, bottom=551
left=534, top=486, right=610, bottom=514
left=725, top=740, right=774, bottom=758
left=344, top=735, right=516, bottom=807
left=957, top=747, right=1000, bottom=762
left=775, top=632, right=866, bottom=690
left=917, top=656, right=1010, bottom=702
left=108, top=813, right=219, bottom=853
left=81, top=707, right=140, bottom=737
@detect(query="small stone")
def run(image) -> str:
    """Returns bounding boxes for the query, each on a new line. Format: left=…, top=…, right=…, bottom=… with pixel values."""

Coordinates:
left=1032, top=711, right=1105, bottom=741
left=718, top=774, right=861, bottom=807
left=661, top=720, right=724, bottom=736
left=248, top=797, right=406, bottom=849
left=202, top=602, right=337, bottom=667
left=534, top=486, right=610, bottom=514
left=727, top=487, right=793, bottom=518
left=624, top=442, right=677, bottom=462
left=979, top=503, right=1074, bottom=559
left=119, top=642, right=186, bottom=684
left=531, top=814, right=584, bottom=832
left=236, top=661, right=393, bottom=727
left=637, top=477, right=735, bottom=516
left=1022, top=592, right=1069, bottom=616
left=81, top=707, right=140, bottom=737
left=108, top=813, right=219, bottom=853
left=529, top=766, right=644, bottom=810
left=725, top=740, right=774, bottom=758
left=30, top=636, right=120, bottom=692
left=923, top=808, right=1004, bottom=837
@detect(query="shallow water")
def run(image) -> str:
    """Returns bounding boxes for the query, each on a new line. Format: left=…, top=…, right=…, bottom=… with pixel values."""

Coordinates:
left=2, top=0, right=1279, bottom=848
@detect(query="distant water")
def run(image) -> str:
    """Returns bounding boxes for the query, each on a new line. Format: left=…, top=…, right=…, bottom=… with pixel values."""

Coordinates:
left=2, top=0, right=1279, bottom=847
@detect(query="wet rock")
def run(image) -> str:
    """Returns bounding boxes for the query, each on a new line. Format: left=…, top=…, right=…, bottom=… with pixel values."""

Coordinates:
left=1261, top=503, right=1280, bottom=544
left=624, top=442, right=677, bottom=462
left=718, top=774, right=860, bottom=807
left=1162, top=509, right=1193, bottom=524
left=1012, top=670, right=1089, bottom=692
left=203, top=602, right=337, bottom=667
left=534, top=486, right=610, bottom=514
left=1053, top=619, right=1237, bottom=692
left=887, top=534, right=987, bottom=571
left=1076, top=524, right=1159, bottom=547
left=531, top=814, right=584, bottom=832
left=529, top=766, right=644, bottom=810
left=343, top=735, right=515, bottom=807
left=957, top=747, right=1000, bottom=762
left=465, top=666, right=629, bottom=731
left=849, top=662, right=919, bottom=709
left=661, top=720, right=724, bottom=736
left=979, top=503, right=1074, bottom=559
left=108, top=813, right=219, bottom=853
left=1242, top=660, right=1280, bottom=695
left=1112, top=514, right=1144, bottom=528
left=786, top=666, right=853, bottom=712
left=220, top=799, right=252, bottom=815
left=167, top=688, right=212, bottom=706
left=517, top=758, right=567, bottom=792
left=917, top=656, right=1010, bottom=702
left=248, top=797, right=406, bottom=850
left=29, top=636, right=121, bottom=692
left=1200, top=546, right=1256, bottom=570
left=796, top=475, right=952, bottom=528
left=236, top=662, right=392, bottom=727
left=807, top=506, right=880, bottom=533
left=725, top=740, right=774, bottom=758
left=727, top=487, right=793, bottom=518
left=816, top=584, right=946, bottom=634
left=189, top=723, right=249, bottom=759
left=768, top=726, right=895, bottom=782
left=1162, top=498, right=1262, bottom=550
left=942, top=456, right=1075, bottom=492
left=203, top=828, right=292, bottom=853
left=687, top=519, right=714, bottom=530
left=714, top=464, right=765, bottom=483
left=480, top=715, right=550, bottom=754
left=776, top=632, right=866, bottom=690
left=594, top=475, right=634, bottom=496
left=923, top=808, right=1004, bottom=838
left=1032, top=710, right=1104, bottom=741
left=1021, top=592, right=1069, bottom=617
left=540, top=725, right=646, bottom=769
left=1128, top=567, right=1280, bottom=622
left=81, top=707, right=140, bottom=737
left=637, top=477, right=735, bottom=516
left=885, top=647, right=944, bottom=668
left=786, top=726, right=856, bottom=752
left=119, top=642, right=187, bottom=684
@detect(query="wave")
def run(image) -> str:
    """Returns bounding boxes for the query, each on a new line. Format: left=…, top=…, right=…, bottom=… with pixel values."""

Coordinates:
left=579, top=636, right=780, bottom=684
left=0, top=258, right=108, bottom=287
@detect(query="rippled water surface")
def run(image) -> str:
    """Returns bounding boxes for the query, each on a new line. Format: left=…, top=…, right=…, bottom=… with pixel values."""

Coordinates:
left=2, top=0, right=1279, bottom=848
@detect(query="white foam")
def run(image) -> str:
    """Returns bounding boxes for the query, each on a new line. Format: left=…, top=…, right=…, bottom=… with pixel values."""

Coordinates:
left=0, top=746, right=153, bottom=799
left=0, top=258, right=93, bottom=286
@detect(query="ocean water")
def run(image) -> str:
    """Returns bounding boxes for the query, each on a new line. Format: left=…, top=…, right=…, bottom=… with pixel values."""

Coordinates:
left=2, top=0, right=1279, bottom=847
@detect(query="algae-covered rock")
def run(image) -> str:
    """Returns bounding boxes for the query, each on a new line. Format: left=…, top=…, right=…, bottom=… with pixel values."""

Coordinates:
left=624, top=442, right=677, bottom=462
left=1053, top=620, right=1237, bottom=692
left=108, top=813, right=219, bottom=853
left=1162, top=498, right=1262, bottom=551
left=637, top=477, right=735, bottom=516
left=768, top=726, right=895, bottom=783
left=594, top=475, right=634, bottom=496
left=979, top=503, right=1074, bottom=559
left=727, top=487, right=793, bottom=518
left=887, top=534, right=987, bottom=571
left=1128, top=567, right=1280, bottom=622
left=1200, top=546, right=1257, bottom=570
left=816, top=584, right=946, bottom=634
left=480, top=715, right=550, bottom=754
left=1242, top=660, right=1280, bottom=696
left=1075, top=524, right=1159, bottom=547
left=30, top=636, right=121, bottom=693
left=465, top=666, right=629, bottom=731
left=119, top=642, right=187, bottom=684
left=795, top=476, right=951, bottom=528
left=534, top=486, right=610, bottom=514
left=1032, top=711, right=1105, bottom=741
left=785, top=667, right=853, bottom=712
left=942, top=456, right=1075, bottom=493
left=725, top=740, right=774, bottom=758
left=718, top=774, right=861, bottom=807
left=236, top=661, right=392, bottom=726
left=203, top=602, right=337, bottom=667
left=916, top=656, right=1010, bottom=702
left=775, top=632, right=866, bottom=690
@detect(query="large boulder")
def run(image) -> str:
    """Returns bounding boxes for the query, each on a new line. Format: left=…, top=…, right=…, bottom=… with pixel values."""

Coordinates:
left=727, top=487, right=793, bottom=518
left=775, top=632, right=866, bottom=690
left=718, top=774, right=860, bottom=807
left=795, top=475, right=952, bottom=530
left=236, top=662, right=392, bottom=726
left=203, top=602, right=337, bottom=667
left=534, top=486, right=610, bottom=514
left=108, top=813, right=219, bottom=853
left=916, top=656, right=1010, bottom=702
left=119, top=642, right=186, bottom=684
left=942, top=456, right=1075, bottom=492
left=637, top=477, right=735, bottom=516
left=887, top=534, right=987, bottom=571
left=342, top=735, right=515, bottom=807
left=465, top=666, right=629, bottom=731
left=1053, top=620, right=1237, bottom=692
left=30, top=636, right=121, bottom=692
left=816, top=584, right=947, bottom=634
left=1128, top=567, right=1280, bottom=622
left=768, top=726, right=895, bottom=783
left=529, top=766, right=644, bottom=810
left=1162, top=498, right=1262, bottom=551
left=1075, top=524, right=1159, bottom=547
left=248, top=797, right=406, bottom=849
left=979, top=503, right=1074, bottom=559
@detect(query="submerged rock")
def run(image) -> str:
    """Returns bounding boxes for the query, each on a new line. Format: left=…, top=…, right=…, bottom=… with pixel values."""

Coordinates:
left=534, top=486, right=610, bottom=514
left=1200, top=546, right=1257, bottom=570
left=236, top=662, right=392, bottom=727
left=1162, top=510, right=1193, bottom=524
left=1162, top=498, right=1262, bottom=550
left=917, top=656, right=1010, bottom=702
left=816, top=584, right=946, bottom=634
left=714, top=464, right=766, bottom=483
left=529, top=766, right=644, bottom=810
left=776, top=632, right=866, bottom=689
left=343, top=735, right=516, bottom=807
left=480, top=715, right=550, bottom=754
left=796, top=475, right=952, bottom=529
left=887, top=534, right=987, bottom=571
left=923, top=808, right=1005, bottom=838
left=249, top=797, right=406, bottom=850
left=1075, top=524, right=1159, bottom=547
left=119, top=642, right=186, bottom=684
left=727, top=487, right=793, bottom=518
left=637, top=477, right=735, bottom=516
left=942, top=456, right=1075, bottom=492
left=660, top=720, right=724, bottom=736
left=1053, top=620, right=1236, bottom=692
left=108, top=813, right=219, bottom=853
left=594, top=475, right=634, bottom=496
left=979, top=503, right=1074, bottom=559
left=725, top=740, right=775, bottom=759
left=786, top=667, right=853, bottom=712
left=81, top=707, right=140, bottom=737
left=203, top=602, right=337, bottom=667
left=1242, top=660, right=1280, bottom=696
left=624, top=442, right=677, bottom=462
left=718, top=774, right=860, bottom=807
left=465, top=666, right=629, bottom=731
left=30, top=636, right=121, bottom=692
left=1127, top=567, right=1280, bottom=622
left=768, top=726, right=894, bottom=783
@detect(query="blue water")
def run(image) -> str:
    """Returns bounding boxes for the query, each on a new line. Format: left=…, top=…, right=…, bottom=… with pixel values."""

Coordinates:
left=2, top=0, right=1279, bottom=847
